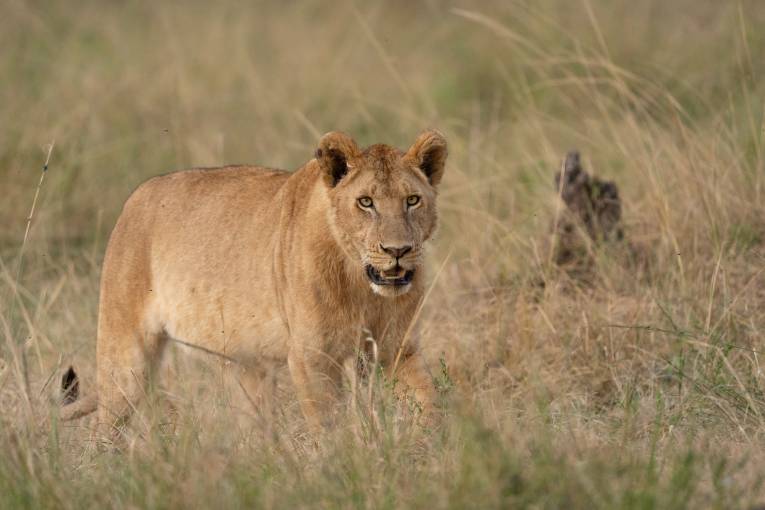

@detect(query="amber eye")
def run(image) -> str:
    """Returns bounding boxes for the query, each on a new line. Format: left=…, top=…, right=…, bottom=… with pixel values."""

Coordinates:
left=406, top=195, right=420, bottom=207
left=358, top=196, right=374, bottom=208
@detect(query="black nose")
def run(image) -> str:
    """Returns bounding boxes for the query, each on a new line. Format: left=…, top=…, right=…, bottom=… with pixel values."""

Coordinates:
left=380, top=244, right=412, bottom=259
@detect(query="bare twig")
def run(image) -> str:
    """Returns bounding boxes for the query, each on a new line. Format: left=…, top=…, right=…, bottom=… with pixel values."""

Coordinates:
left=4, top=141, right=55, bottom=419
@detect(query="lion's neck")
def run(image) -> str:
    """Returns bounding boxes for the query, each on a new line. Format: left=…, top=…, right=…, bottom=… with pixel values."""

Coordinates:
left=283, top=164, right=367, bottom=295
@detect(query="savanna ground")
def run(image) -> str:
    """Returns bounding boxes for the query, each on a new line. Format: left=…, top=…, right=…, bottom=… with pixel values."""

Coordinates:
left=2, top=1, right=765, bottom=508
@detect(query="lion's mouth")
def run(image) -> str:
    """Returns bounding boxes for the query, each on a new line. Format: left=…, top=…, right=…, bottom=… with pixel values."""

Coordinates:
left=365, top=265, right=414, bottom=286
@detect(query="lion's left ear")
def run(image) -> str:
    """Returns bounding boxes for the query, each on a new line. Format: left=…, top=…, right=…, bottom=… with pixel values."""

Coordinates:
left=405, top=129, right=448, bottom=186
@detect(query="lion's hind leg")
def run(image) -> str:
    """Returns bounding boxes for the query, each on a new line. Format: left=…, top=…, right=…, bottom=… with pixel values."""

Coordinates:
left=95, top=326, right=168, bottom=444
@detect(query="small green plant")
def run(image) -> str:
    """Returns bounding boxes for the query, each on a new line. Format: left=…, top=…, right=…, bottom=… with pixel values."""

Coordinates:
left=433, top=355, right=454, bottom=405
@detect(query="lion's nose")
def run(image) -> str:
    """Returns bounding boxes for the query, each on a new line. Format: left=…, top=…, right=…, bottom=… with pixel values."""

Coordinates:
left=380, top=244, right=412, bottom=259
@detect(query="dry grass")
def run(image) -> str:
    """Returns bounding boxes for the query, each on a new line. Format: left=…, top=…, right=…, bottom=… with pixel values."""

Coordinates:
left=2, top=1, right=765, bottom=508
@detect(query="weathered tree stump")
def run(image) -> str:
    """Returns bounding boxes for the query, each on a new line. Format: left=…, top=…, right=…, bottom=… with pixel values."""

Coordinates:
left=552, top=150, right=624, bottom=273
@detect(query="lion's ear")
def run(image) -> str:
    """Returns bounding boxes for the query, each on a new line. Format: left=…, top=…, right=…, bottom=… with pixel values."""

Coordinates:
left=406, top=129, right=448, bottom=186
left=316, top=132, right=359, bottom=187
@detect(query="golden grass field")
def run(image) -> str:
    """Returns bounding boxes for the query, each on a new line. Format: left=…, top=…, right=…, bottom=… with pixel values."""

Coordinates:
left=2, top=1, right=765, bottom=508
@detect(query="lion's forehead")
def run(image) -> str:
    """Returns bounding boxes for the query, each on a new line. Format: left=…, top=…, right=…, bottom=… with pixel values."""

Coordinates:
left=348, top=146, right=428, bottom=195
left=361, top=143, right=403, bottom=162
left=367, top=179, right=419, bottom=198
left=355, top=144, right=408, bottom=182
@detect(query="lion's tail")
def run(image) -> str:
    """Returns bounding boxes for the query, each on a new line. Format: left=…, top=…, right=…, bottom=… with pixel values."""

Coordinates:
left=59, top=366, right=98, bottom=421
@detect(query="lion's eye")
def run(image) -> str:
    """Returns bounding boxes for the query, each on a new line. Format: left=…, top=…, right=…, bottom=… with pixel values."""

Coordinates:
left=406, top=195, right=420, bottom=207
left=358, top=196, right=374, bottom=208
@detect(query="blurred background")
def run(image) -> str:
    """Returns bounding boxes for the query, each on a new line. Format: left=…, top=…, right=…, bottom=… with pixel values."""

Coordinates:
left=2, top=1, right=765, bottom=507
left=3, top=1, right=763, bottom=248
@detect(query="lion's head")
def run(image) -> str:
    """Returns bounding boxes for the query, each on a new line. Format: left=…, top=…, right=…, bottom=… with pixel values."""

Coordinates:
left=316, top=130, right=447, bottom=297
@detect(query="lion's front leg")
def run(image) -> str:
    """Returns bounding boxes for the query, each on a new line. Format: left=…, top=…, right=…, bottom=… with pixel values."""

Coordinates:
left=386, top=350, right=437, bottom=426
left=288, top=344, right=344, bottom=431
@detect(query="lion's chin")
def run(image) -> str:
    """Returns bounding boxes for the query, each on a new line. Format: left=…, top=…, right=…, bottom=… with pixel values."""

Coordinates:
left=365, top=265, right=415, bottom=297
left=369, top=281, right=413, bottom=297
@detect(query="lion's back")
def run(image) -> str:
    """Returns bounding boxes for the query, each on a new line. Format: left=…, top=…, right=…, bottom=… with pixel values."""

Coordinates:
left=118, top=164, right=287, bottom=228
left=131, top=165, right=289, bottom=209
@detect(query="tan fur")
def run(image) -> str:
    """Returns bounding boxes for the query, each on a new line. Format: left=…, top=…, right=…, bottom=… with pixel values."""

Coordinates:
left=61, top=130, right=448, bottom=434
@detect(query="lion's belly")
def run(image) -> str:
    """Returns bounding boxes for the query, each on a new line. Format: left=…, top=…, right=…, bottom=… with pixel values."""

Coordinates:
left=150, top=263, right=291, bottom=364
left=164, top=313, right=290, bottom=364
left=157, top=297, right=291, bottom=363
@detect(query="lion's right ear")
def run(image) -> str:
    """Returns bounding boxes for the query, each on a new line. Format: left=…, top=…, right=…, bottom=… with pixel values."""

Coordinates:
left=316, top=132, right=359, bottom=187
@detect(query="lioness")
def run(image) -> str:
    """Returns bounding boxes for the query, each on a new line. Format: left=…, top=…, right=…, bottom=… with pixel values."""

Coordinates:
left=61, top=130, right=447, bottom=434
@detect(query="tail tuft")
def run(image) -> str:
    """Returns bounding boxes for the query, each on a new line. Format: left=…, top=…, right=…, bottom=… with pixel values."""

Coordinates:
left=59, top=366, right=97, bottom=421
left=61, top=366, right=79, bottom=405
